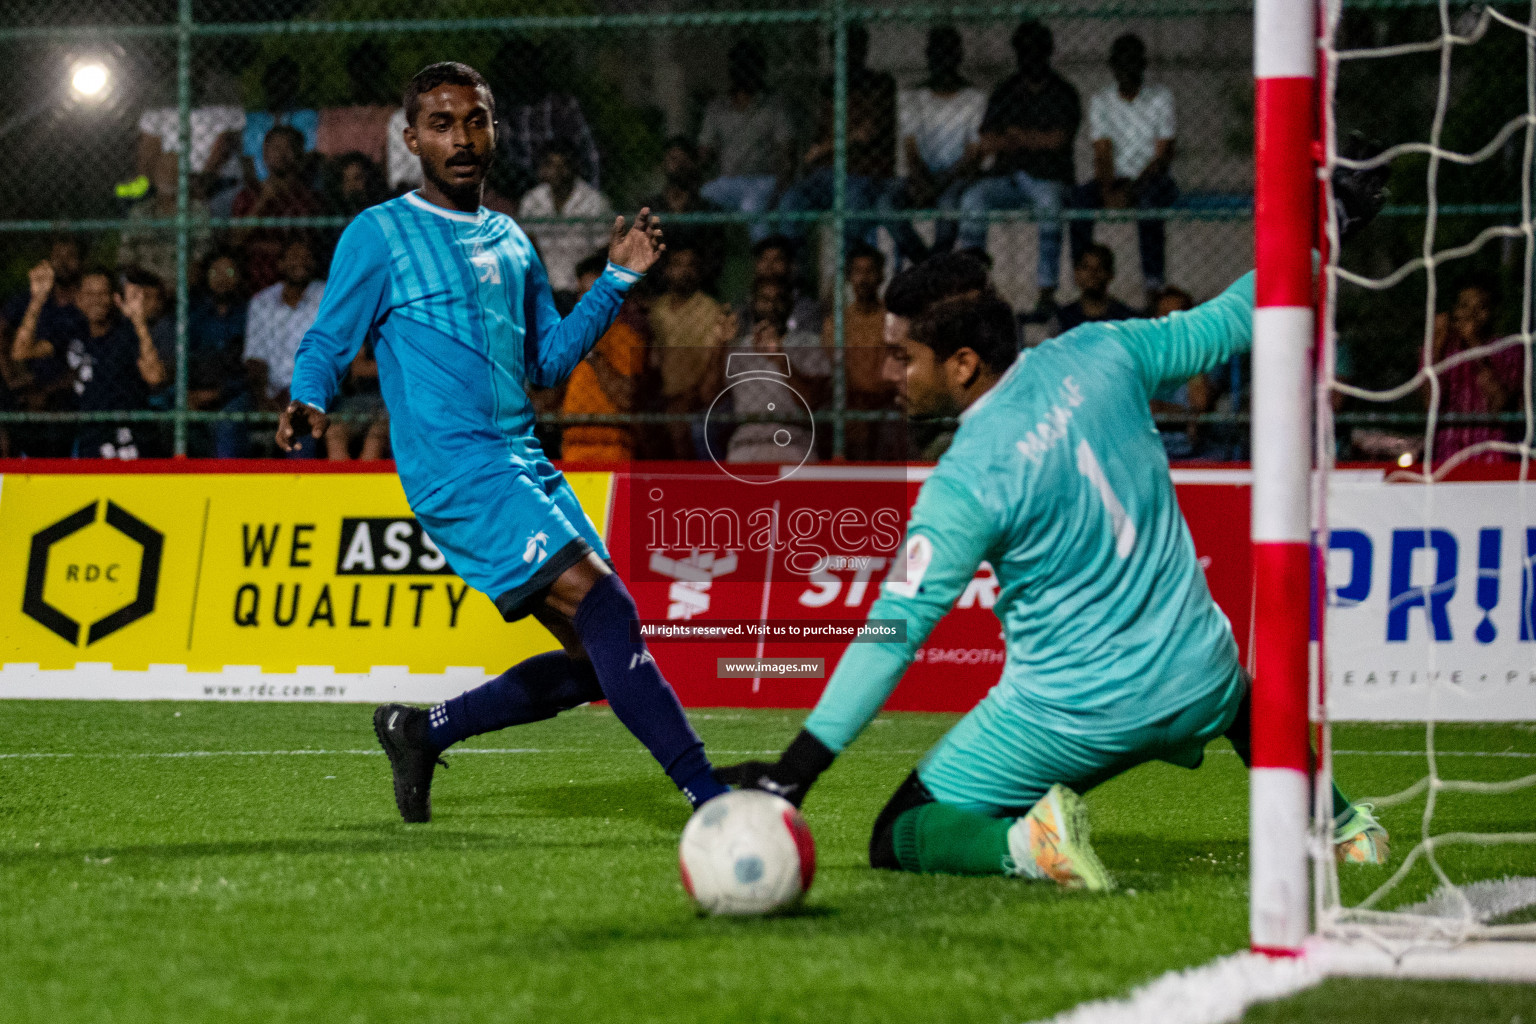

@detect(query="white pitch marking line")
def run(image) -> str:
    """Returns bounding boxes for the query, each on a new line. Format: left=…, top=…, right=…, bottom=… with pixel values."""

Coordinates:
left=1024, top=951, right=1323, bottom=1024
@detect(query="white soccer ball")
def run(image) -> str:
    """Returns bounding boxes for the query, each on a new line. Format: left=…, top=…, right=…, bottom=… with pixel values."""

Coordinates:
left=679, top=789, right=816, bottom=915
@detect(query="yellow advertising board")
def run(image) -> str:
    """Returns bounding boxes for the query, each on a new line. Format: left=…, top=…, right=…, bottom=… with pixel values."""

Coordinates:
left=0, top=471, right=612, bottom=675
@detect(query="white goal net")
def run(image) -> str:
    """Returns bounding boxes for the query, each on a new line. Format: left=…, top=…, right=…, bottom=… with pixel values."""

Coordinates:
left=1314, top=0, right=1536, bottom=972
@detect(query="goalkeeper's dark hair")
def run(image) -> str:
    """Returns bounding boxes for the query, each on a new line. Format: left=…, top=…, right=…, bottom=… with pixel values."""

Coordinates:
left=404, top=62, right=494, bottom=126
left=910, top=294, right=1019, bottom=373
left=884, top=252, right=993, bottom=318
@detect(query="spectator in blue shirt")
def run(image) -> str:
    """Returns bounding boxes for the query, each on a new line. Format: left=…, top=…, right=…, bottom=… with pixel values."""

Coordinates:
left=242, top=57, right=319, bottom=184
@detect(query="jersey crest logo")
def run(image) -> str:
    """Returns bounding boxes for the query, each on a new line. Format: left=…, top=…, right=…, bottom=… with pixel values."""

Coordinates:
left=470, top=250, right=501, bottom=285
left=883, top=534, right=933, bottom=599
left=523, top=531, right=549, bottom=564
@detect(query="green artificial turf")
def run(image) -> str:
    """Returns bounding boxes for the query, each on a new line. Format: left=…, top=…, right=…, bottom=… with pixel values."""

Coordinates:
left=0, top=702, right=1531, bottom=1023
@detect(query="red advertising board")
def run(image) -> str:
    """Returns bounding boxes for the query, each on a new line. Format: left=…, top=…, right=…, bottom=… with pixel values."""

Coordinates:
left=609, top=464, right=1254, bottom=712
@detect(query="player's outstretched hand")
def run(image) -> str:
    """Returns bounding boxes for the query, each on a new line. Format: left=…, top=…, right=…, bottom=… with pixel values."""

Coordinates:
left=608, top=207, right=665, bottom=276
left=276, top=399, right=329, bottom=452
left=713, top=729, right=837, bottom=809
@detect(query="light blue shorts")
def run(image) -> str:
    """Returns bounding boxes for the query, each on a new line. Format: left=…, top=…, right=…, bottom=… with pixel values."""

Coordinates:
left=412, top=459, right=609, bottom=621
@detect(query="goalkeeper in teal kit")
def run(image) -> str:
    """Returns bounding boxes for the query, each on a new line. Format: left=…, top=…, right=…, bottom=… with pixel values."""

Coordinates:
left=719, top=258, right=1388, bottom=887
left=279, top=63, right=729, bottom=822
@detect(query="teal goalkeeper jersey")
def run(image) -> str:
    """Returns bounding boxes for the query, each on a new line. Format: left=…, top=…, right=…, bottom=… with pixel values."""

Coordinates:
left=804, top=271, right=1256, bottom=754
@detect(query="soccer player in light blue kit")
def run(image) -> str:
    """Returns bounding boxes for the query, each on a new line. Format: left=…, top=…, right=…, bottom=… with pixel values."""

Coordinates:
left=719, top=256, right=1387, bottom=886
left=279, top=63, right=729, bottom=822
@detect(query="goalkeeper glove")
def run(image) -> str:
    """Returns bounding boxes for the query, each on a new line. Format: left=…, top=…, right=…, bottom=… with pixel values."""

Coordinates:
left=713, top=729, right=836, bottom=808
left=1333, top=131, right=1390, bottom=242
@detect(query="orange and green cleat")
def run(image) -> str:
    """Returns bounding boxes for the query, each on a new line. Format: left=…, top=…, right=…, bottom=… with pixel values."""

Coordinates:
left=1334, top=803, right=1390, bottom=865
left=1007, top=784, right=1114, bottom=891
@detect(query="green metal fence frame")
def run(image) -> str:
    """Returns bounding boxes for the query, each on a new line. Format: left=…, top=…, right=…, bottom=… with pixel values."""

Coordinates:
left=0, top=0, right=1501, bottom=457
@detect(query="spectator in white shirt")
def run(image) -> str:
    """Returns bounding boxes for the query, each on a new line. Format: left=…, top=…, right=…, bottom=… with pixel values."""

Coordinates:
left=518, top=139, right=614, bottom=308
left=1070, top=33, right=1178, bottom=304
left=244, top=238, right=325, bottom=455
left=882, top=26, right=987, bottom=264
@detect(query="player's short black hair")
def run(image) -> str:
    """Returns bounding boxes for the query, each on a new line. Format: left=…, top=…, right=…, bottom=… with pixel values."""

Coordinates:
left=884, top=252, right=992, bottom=318
left=910, top=294, right=1019, bottom=372
left=575, top=250, right=609, bottom=282
left=403, top=62, right=494, bottom=127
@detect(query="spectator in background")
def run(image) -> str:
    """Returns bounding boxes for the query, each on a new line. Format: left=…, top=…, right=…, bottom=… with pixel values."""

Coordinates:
left=12, top=266, right=166, bottom=459
left=244, top=238, right=324, bottom=455
left=1071, top=33, right=1178, bottom=306
left=748, top=235, right=822, bottom=334
left=326, top=342, right=390, bottom=461
left=885, top=25, right=987, bottom=265
left=518, top=139, right=614, bottom=307
left=777, top=25, right=897, bottom=255
left=232, top=125, right=322, bottom=291
left=119, top=147, right=212, bottom=285
left=129, top=68, right=245, bottom=216
left=699, top=39, right=794, bottom=243
left=316, top=41, right=396, bottom=171
left=644, top=136, right=728, bottom=291
left=1145, top=286, right=1210, bottom=459
left=188, top=251, right=251, bottom=458
left=1426, top=278, right=1522, bottom=465
left=487, top=37, right=601, bottom=203
left=121, top=268, right=174, bottom=384
left=324, top=151, right=390, bottom=219
left=823, top=243, right=899, bottom=460
left=243, top=57, right=319, bottom=184
left=1, top=236, right=88, bottom=455
left=561, top=251, right=647, bottom=463
left=649, top=243, right=727, bottom=459
left=725, top=275, right=828, bottom=464
left=1052, top=244, right=1134, bottom=334
left=948, top=20, right=1080, bottom=319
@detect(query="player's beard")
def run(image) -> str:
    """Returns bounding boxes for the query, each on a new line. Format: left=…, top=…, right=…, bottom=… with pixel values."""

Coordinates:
left=424, top=153, right=488, bottom=209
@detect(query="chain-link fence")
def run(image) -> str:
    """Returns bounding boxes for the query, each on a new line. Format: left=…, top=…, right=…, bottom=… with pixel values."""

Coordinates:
left=0, top=0, right=1512, bottom=464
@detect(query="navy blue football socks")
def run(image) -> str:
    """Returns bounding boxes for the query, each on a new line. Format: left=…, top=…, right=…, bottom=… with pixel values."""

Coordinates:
left=426, top=650, right=603, bottom=752
left=571, top=573, right=727, bottom=807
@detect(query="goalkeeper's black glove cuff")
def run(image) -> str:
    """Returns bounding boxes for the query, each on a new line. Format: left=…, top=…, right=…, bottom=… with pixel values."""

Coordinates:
left=779, top=729, right=837, bottom=786
left=713, top=729, right=836, bottom=807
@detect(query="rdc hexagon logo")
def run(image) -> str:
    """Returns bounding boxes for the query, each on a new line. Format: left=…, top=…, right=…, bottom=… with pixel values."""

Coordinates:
left=23, top=500, right=164, bottom=646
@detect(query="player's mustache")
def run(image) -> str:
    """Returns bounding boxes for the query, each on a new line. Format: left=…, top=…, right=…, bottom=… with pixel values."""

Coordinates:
left=445, top=150, right=484, bottom=168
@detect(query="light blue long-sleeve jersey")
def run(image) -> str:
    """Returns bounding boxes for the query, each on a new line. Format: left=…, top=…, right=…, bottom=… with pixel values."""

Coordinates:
left=805, top=272, right=1256, bottom=754
left=289, top=191, right=638, bottom=504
